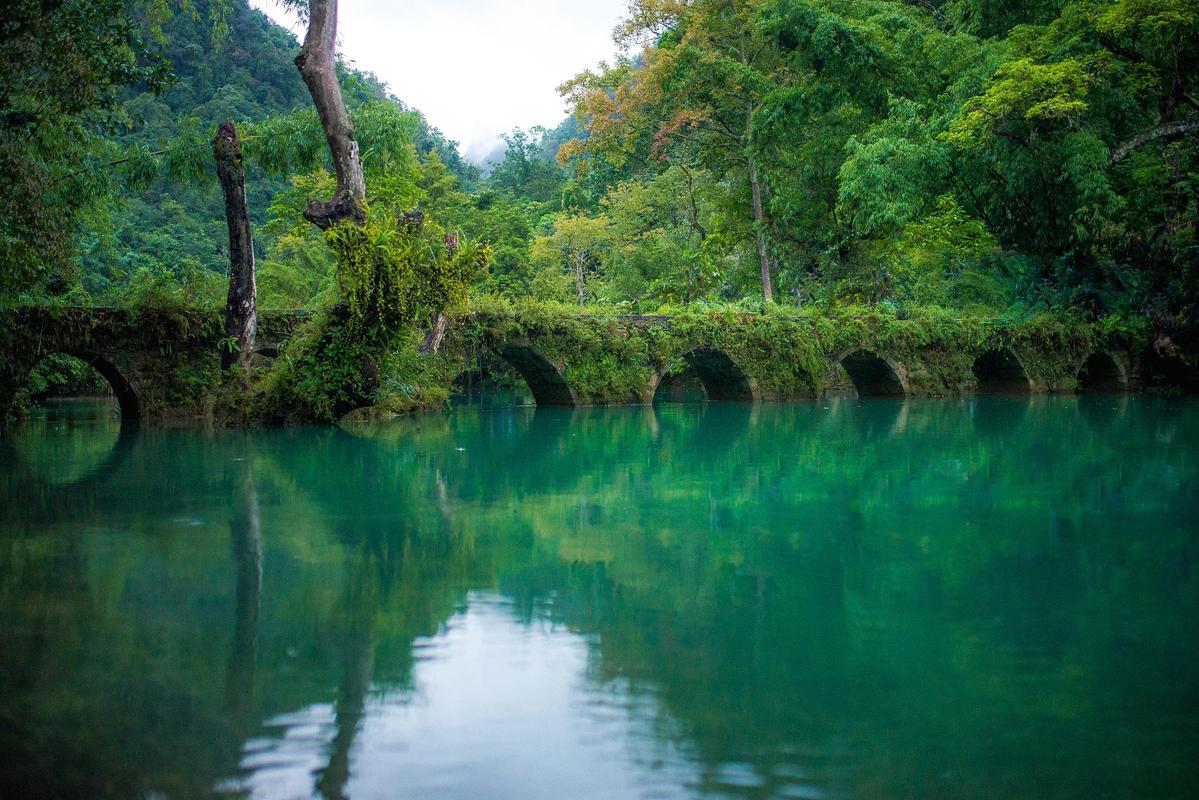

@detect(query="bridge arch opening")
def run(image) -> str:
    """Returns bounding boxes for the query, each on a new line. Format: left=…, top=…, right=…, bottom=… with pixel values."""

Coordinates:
left=656, top=348, right=755, bottom=403
left=838, top=350, right=905, bottom=396
left=449, top=355, right=535, bottom=408
left=972, top=349, right=1031, bottom=394
left=20, top=352, right=139, bottom=421
left=651, top=364, right=707, bottom=404
left=1077, top=352, right=1126, bottom=393
left=498, top=345, right=576, bottom=406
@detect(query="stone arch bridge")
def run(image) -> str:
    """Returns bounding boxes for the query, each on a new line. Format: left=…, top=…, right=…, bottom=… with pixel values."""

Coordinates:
left=2, top=305, right=1185, bottom=422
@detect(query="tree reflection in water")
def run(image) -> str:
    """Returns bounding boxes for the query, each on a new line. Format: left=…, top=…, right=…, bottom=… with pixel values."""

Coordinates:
left=0, top=397, right=1197, bottom=799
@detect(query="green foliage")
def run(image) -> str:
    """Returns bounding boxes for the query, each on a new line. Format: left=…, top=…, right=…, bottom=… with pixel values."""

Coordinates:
left=256, top=234, right=337, bottom=309
left=943, top=58, right=1094, bottom=147
left=4, top=0, right=1196, bottom=425
left=0, top=0, right=230, bottom=299
left=23, top=355, right=109, bottom=400
left=260, top=307, right=381, bottom=422
left=326, top=212, right=489, bottom=340
left=118, top=264, right=226, bottom=311
left=257, top=207, right=491, bottom=422
left=551, top=0, right=1198, bottom=321
left=487, top=128, right=568, bottom=205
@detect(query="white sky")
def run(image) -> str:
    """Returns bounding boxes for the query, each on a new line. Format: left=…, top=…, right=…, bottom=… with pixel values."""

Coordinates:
left=249, top=0, right=630, bottom=164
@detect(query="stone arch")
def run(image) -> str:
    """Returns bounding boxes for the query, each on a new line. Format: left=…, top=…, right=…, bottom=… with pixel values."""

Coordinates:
left=653, top=347, right=756, bottom=403
left=972, top=348, right=1031, bottom=394
left=834, top=349, right=907, bottom=396
left=1077, top=351, right=1127, bottom=393
left=499, top=344, right=577, bottom=406
left=26, top=350, right=141, bottom=420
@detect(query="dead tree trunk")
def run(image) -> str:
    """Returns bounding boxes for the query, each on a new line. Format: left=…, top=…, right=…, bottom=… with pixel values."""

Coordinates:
left=295, top=0, right=366, bottom=229
left=213, top=121, right=257, bottom=372
left=420, top=312, right=450, bottom=354
left=419, top=231, right=460, bottom=354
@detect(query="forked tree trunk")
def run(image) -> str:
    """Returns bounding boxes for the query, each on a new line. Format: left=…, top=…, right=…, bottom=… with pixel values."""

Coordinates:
left=295, top=0, right=366, bottom=229
left=213, top=121, right=257, bottom=372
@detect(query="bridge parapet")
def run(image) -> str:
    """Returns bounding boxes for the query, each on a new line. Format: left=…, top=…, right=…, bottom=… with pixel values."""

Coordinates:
left=0, top=304, right=1181, bottom=424
left=439, top=308, right=1161, bottom=406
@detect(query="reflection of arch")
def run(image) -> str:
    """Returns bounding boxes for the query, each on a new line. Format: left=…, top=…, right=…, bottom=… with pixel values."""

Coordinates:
left=968, top=395, right=1032, bottom=437
left=972, top=349, right=1031, bottom=394
left=652, top=347, right=756, bottom=403
left=27, top=350, right=141, bottom=420
left=1077, top=352, right=1127, bottom=393
left=499, top=344, right=576, bottom=406
left=650, top=401, right=753, bottom=459
left=4, top=410, right=140, bottom=492
left=835, top=349, right=906, bottom=396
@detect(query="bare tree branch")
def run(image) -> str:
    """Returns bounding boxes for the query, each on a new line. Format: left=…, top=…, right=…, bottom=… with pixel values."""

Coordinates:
left=1111, top=119, right=1199, bottom=163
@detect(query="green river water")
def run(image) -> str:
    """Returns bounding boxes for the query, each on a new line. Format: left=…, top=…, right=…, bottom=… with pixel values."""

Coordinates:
left=1, top=396, right=1197, bottom=799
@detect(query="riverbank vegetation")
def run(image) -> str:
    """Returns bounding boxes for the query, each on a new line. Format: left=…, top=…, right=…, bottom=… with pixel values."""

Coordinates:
left=1, top=0, right=1196, bottom=418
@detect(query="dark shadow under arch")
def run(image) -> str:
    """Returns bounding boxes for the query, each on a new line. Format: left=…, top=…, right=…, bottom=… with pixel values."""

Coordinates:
left=28, top=351, right=141, bottom=421
left=839, top=350, right=905, bottom=396
left=972, top=349, right=1030, bottom=394
left=670, top=348, right=755, bottom=403
left=1077, top=352, right=1126, bottom=393
left=1140, top=347, right=1198, bottom=393
left=651, top=365, right=707, bottom=404
left=499, top=345, right=576, bottom=406
left=448, top=363, right=534, bottom=408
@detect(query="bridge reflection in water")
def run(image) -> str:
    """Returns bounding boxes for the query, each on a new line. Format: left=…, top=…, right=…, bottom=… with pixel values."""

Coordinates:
left=1, top=397, right=1198, bottom=799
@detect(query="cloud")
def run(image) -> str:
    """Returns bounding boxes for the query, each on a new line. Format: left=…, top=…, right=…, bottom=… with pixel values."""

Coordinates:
left=249, top=0, right=628, bottom=163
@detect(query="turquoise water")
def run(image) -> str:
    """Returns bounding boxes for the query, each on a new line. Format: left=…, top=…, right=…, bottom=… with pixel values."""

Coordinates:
left=2, top=396, right=1198, bottom=799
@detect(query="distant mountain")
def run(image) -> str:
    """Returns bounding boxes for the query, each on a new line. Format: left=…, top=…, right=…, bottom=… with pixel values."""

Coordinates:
left=81, top=0, right=475, bottom=295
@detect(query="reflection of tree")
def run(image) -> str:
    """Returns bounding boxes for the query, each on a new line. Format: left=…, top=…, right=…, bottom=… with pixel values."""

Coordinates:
left=1, top=398, right=1198, bottom=797
left=225, top=467, right=261, bottom=717
left=315, top=573, right=375, bottom=800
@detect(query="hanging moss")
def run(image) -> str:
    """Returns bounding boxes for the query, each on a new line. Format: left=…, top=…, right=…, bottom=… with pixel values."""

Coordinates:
left=255, top=209, right=492, bottom=422
left=325, top=212, right=489, bottom=341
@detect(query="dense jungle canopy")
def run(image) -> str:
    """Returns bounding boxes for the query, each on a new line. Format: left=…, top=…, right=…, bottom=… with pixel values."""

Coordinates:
left=1, top=0, right=1196, bottom=325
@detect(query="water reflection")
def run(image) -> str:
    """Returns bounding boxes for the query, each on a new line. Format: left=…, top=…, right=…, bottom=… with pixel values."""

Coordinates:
left=1, top=397, right=1198, bottom=799
left=7, top=398, right=125, bottom=485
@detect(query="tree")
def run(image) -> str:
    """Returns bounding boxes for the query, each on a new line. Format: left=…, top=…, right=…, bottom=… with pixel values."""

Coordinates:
left=289, top=0, right=366, bottom=229
left=530, top=215, right=612, bottom=304
left=561, top=0, right=785, bottom=302
left=214, top=121, right=257, bottom=372
left=488, top=128, right=567, bottom=205
left=0, top=0, right=227, bottom=300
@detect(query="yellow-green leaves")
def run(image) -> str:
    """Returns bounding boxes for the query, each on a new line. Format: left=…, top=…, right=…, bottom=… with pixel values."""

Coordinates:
left=944, top=58, right=1093, bottom=147
left=326, top=211, right=489, bottom=340
left=1097, top=0, right=1198, bottom=37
